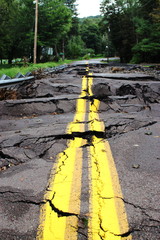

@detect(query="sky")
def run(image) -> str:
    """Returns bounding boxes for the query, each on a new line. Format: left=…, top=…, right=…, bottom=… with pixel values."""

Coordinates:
left=76, top=0, right=102, bottom=18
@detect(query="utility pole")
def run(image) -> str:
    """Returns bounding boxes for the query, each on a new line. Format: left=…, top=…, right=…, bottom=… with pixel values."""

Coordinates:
left=34, top=0, right=38, bottom=64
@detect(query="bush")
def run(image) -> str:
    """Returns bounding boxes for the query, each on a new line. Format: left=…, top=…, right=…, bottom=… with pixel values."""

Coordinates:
left=131, top=38, right=160, bottom=63
left=66, top=36, right=85, bottom=59
left=130, top=53, right=142, bottom=64
left=81, top=48, right=95, bottom=57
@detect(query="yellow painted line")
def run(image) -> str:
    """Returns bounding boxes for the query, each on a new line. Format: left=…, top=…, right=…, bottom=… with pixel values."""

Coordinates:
left=37, top=138, right=84, bottom=240
left=67, top=75, right=87, bottom=133
left=36, top=77, right=87, bottom=240
left=65, top=143, right=84, bottom=239
left=88, top=73, right=131, bottom=239
left=36, top=68, right=131, bottom=240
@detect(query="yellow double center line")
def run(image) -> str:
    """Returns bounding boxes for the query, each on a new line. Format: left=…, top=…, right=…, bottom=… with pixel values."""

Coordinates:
left=88, top=76, right=131, bottom=239
left=36, top=72, right=132, bottom=240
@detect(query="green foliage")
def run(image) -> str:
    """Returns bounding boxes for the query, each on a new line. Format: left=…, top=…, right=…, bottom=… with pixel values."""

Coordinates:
left=39, top=0, right=72, bottom=46
left=150, top=0, right=160, bottom=24
left=0, top=0, right=36, bottom=62
left=80, top=17, right=103, bottom=55
left=131, top=0, right=160, bottom=63
left=1, top=0, right=159, bottom=63
left=134, top=40, right=160, bottom=53
left=65, top=0, right=77, bottom=16
left=101, top=0, right=138, bottom=62
left=66, top=36, right=85, bottom=58
left=101, top=0, right=160, bottom=63
left=0, top=60, right=73, bottom=78
left=81, top=48, right=95, bottom=57
left=132, top=38, right=160, bottom=63
left=139, top=0, right=157, bottom=19
left=0, top=0, right=75, bottom=62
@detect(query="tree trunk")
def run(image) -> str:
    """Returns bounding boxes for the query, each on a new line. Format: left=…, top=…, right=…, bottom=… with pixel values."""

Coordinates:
left=62, top=39, right=65, bottom=60
left=54, top=44, right=59, bottom=57
left=8, top=57, right=13, bottom=64
left=54, top=44, right=59, bottom=62
left=8, top=49, right=14, bottom=64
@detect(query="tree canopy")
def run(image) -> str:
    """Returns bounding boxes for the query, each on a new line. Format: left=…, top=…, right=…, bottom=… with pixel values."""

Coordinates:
left=0, top=0, right=159, bottom=63
left=100, top=0, right=160, bottom=62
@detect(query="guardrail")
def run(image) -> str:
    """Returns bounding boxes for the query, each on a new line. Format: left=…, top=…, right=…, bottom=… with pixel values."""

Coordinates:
left=0, top=64, right=69, bottom=88
left=0, top=76, right=35, bottom=88
left=0, top=72, right=34, bottom=88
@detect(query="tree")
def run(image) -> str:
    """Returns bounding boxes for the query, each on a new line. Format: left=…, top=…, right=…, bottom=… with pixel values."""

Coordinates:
left=0, top=0, right=9, bottom=61
left=131, top=0, right=160, bottom=62
left=150, top=0, right=160, bottom=24
left=37, top=0, right=72, bottom=60
left=139, top=0, right=158, bottom=20
left=80, top=17, right=103, bottom=55
left=0, top=0, right=19, bottom=63
left=101, top=0, right=138, bottom=62
left=101, top=0, right=160, bottom=63
left=66, top=36, right=85, bottom=58
left=0, top=0, right=74, bottom=62
left=0, top=0, right=35, bottom=63
left=65, top=0, right=77, bottom=16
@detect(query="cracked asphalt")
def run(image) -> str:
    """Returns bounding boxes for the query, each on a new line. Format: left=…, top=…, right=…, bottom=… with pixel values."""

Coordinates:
left=0, top=59, right=160, bottom=239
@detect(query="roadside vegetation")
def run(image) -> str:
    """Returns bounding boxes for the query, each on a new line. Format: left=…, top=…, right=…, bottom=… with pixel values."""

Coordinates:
left=101, top=0, right=160, bottom=63
left=0, top=0, right=159, bottom=69
left=0, top=60, right=74, bottom=78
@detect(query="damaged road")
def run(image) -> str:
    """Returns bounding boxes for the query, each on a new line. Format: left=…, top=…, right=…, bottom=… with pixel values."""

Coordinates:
left=0, top=60, right=160, bottom=240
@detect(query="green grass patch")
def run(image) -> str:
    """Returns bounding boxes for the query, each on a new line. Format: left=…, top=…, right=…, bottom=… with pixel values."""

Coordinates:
left=0, top=59, right=73, bottom=78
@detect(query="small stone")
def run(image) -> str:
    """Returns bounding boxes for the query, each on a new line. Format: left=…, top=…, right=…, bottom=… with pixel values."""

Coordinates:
left=145, top=132, right=152, bottom=135
left=0, top=166, right=7, bottom=171
left=133, top=144, right=139, bottom=147
left=132, top=164, right=140, bottom=169
left=15, top=130, right=21, bottom=133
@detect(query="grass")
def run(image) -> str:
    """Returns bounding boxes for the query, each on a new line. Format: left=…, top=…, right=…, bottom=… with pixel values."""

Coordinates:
left=0, top=55, right=110, bottom=78
left=0, top=59, right=73, bottom=78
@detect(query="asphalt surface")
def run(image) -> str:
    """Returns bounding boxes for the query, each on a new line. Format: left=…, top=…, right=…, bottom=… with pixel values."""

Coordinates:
left=0, top=59, right=160, bottom=239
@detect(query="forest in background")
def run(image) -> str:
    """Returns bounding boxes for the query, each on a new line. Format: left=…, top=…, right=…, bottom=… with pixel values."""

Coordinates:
left=0, top=0, right=159, bottom=64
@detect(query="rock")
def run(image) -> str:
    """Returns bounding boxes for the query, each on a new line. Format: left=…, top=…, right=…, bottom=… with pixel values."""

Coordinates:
left=92, top=83, right=112, bottom=99
left=145, top=131, right=153, bottom=135
left=116, top=84, right=136, bottom=96
left=132, top=164, right=140, bottom=169
left=111, top=67, right=125, bottom=73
